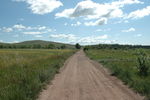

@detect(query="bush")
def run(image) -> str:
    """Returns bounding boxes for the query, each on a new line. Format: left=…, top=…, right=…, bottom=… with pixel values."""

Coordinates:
left=137, top=51, right=149, bottom=77
left=75, top=43, right=81, bottom=49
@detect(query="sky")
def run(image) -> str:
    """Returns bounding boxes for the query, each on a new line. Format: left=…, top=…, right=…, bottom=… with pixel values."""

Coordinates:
left=0, top=0, right=150, bottom=45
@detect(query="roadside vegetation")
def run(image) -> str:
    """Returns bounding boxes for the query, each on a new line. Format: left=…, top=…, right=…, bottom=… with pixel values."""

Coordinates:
left=0, top=49, right=75, bottom=100
left=85, top=45, right=150, bottom=99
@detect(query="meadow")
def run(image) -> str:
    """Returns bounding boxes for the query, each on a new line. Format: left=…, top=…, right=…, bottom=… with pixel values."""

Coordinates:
left=0, top=49, right=75, bottom=100
left=85, top=49, right=150, bottom=99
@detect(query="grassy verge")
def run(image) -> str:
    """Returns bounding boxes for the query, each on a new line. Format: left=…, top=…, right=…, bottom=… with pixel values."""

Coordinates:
left=85, top=49, right=150, bottom=99
left=0, top=49, right=75, bottom=100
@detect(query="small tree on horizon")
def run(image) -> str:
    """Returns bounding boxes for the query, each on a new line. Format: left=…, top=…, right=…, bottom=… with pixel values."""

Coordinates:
left=75, top=43, right=81, bottom=49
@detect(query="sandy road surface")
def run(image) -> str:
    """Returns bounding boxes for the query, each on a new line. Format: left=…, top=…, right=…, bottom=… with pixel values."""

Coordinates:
left=38, top=50, right=143, bottom=100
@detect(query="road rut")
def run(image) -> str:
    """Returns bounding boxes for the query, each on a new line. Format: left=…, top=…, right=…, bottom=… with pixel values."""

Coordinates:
left=38, top=50, right=143, bottom=100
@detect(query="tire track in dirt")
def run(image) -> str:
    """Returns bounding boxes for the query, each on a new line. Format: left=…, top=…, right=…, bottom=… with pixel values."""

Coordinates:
left=38, top=50, right=144, bottom=100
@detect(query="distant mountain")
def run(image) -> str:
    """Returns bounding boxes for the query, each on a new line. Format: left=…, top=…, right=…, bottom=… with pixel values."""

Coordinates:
left=0, top=40, right=75, bottom=49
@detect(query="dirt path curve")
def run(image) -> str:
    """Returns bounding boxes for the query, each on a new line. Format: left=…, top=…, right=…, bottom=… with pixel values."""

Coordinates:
left=38, top=50, right=143, bottom=100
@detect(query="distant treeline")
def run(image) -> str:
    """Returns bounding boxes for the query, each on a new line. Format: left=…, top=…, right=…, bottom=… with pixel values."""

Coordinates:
left=84, top=44, right=150, bottom=50
left=0, top=44, right=69, bottom=49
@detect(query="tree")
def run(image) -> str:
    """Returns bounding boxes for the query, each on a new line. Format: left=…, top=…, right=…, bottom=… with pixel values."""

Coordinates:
left=32, top=44, right=41, bottom=49
left=0, top=45, right=3, bottom=48
left=47, top=44, right=55, bottom=49
left=83, top=47, right=88, bottom=51
left=75, top=43, right=81, bottom=49
left=60, top=45, right=66, bottom=49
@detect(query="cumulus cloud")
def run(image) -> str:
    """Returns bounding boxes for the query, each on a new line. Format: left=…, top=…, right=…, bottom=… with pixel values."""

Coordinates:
left=13, top=0, right=63, bottom=15
left=111, top=0, right=143, bottom=7
left=64, top=23, right=68, bottom=26
left=71, top=21, right=81, bottom=26
left=84, top=18, right=107, bottom=26
left=96, top=28, right=111, bottom=32
left=38, top=26, right=46, bottom=30
left=56, top=0, right=143, bottom=20
left=25, top=25, right=52, bottom=31
left=2, top=24, right=53, bottom=34
left=114, top=20, right=129, bottom=24
left=13, top=24, right=26, bottom=30
left=13, top=34, right=19, bottom=37
left=23, top=31, right=46, bottom=35
left=79, top=35, right=108, bottom=43
left=122, top=27, right=135, bottom=32
left=127, top=6, right=150, bottom=19
left=49, top=33, right=112, bottom=44
left=77, top=34, right=116, bottom=45
left=12, top=41, right=19, bottom=43
left=135, top=34, right=142, bottom=37
left=50, top=34, right=77, bottom=41
left=0, top=40, right=3, bottom=42
left=2, top=27, right=13, bottom=32
left=35, top=35, right=43, bottom=37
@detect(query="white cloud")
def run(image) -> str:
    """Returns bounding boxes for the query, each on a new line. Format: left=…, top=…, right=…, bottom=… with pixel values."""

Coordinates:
left=38, top=26, right=46, bottom=30
left=2, top=27, right=13, bottom=32
left=127, top=6, right=150, bottom=19
left=23, top=31, right=45, bottom=35
left=19, top=18, right=24, bottom=21
left=124, top=20, right=129, bottom=23
left=12, top=41, right=19, bottom=43
left=0, top=40, right=3, bottom=42
left=13, top=24, right=26, bottom=30
left=79, top=35, right=108, bottom=42
left=35, top=35, right=43, bottom=37
left=56, top=9, right=74, bottom=18
left=113, top=20, right=129, bottom=24
left=13, top=34, right=19, bottom=37
left=6, top=24, right=53, bottom=34
left=50, top=34, right=77, bottom=41
left=46, top=29, right=52, bottom=32
left=84, top=18, right=107, bottom=26
left=122, top=27, right=135, bottom=32
left=26, top=26, right=52, bottom=32
left=135, top=34, right=142, bottom=37
left=77, top=35, right=115, bottom=45
left=55, top=0, right=143, bottom=20
left=64, top=23, right=68, bottom=26
left=71, top=21, right=81, bottom=26
left=96, top=28, right=111, bottom=32
left=49, top=33, right=111, bottom=44
left=14, top=0, right=63, bottom=15
left=111, top=0, right=143, bottom=7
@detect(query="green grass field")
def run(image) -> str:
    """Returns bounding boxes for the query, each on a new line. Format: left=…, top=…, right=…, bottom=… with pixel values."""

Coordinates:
left=0, top=49, right=75, bottom=100
left=85, top=49, right=150, bottom=99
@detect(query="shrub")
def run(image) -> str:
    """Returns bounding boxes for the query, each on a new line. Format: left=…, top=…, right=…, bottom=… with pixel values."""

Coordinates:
left=75, top=43, right=81, bottom=49
left=137, top=51, right=149, bottom=77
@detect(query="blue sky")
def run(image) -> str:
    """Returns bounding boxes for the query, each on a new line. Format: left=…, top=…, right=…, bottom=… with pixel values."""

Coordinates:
left=0, top=0, right=150, bottom=45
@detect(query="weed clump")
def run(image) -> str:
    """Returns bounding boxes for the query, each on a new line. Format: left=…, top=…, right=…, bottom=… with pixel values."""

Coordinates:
left=136, top=51, right=149, bottom=77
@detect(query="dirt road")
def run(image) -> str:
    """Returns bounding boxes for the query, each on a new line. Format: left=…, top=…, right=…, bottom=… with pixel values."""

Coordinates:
left=38, top=50, right=143, bottom=100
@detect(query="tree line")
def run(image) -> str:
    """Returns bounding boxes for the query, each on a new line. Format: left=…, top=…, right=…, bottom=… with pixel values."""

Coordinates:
left=0, top=44, right=68, bottom=49
left=84, top=44, right=150, bottom=50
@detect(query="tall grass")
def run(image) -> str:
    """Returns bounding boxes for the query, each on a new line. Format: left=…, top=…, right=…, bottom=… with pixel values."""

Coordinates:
left=85, top=49, right=150, bottom=99
left=0, top=49, right=75, bottom=100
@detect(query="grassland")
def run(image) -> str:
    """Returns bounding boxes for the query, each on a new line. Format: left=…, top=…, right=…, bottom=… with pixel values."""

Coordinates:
left=85, top=49, right=150, bottom=99
left=0, top=49, right=75, bottom=100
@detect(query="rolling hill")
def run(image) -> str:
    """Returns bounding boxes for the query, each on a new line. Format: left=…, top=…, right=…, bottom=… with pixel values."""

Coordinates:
left=0, top=40, right=75, bottom=49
